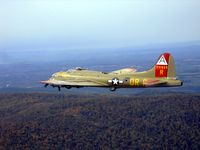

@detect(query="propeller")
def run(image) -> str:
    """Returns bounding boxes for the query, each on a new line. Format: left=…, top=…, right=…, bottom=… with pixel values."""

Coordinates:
left=44, top=84, right=48, bottom=87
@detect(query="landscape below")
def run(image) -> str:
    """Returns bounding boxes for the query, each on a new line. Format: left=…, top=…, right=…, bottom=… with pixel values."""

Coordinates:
left=0, top=92, right=199, bottom=149
left=0, top=42, right=200, bottom=149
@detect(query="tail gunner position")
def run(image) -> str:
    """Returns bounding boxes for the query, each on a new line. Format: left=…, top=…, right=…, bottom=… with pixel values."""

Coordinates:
left=40, top=53, right=183, bottom=91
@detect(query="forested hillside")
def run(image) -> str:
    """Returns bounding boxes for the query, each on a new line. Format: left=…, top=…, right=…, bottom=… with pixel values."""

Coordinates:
left=0, top=93, right=200, bottom=149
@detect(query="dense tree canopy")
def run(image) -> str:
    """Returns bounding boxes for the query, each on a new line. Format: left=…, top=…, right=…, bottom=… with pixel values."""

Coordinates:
left=0, top=93, right=200, bottom=149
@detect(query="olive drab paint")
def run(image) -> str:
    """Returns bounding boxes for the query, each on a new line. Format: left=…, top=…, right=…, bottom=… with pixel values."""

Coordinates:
left=40, top=52, right=183, bottom=91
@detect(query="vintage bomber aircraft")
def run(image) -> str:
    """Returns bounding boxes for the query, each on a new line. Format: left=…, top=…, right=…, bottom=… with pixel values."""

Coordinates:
left=40, top=53, right=183, bottom=91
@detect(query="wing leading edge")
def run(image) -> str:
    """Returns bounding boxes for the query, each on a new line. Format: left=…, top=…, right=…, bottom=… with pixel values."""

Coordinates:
left=40, top=78, right=108, bottom=87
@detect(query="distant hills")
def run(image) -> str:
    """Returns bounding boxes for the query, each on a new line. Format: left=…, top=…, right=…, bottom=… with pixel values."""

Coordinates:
left=0, top=41, right=200, bottom=93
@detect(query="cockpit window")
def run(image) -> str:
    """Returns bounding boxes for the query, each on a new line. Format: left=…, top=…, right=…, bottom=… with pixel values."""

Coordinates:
left=66, top=67, right=86, bottom=72
left=75, top=67, right=86, bottom=71
left=101, top=72, right=108, bottom=74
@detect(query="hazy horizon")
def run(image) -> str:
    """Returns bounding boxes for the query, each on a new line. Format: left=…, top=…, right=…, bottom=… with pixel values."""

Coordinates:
left=1, top=0, right=200, bottom=52
left=0, top=0, right=200, bottom=93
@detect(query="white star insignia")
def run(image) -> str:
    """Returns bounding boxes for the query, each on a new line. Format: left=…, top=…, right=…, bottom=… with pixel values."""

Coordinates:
left=113, top=78, right=119, bottom=85
left=108, top=78, right=123, bottom=85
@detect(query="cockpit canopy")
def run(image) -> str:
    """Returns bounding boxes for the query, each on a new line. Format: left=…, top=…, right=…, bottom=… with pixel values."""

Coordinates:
left=66, top=67, right=86, bottom=73
left=75, top=67, right=86, bottom=71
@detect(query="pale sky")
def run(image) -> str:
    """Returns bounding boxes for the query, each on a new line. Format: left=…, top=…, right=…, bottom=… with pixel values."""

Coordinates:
left=0, top=0, right=200, bottom=51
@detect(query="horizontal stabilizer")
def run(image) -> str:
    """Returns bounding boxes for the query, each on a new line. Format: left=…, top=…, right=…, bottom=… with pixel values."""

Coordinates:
left=143, top=79, right=167, bottom=87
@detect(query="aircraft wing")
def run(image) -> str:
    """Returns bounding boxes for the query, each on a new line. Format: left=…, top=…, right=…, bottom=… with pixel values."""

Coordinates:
left=143, top=79, right=167, bottom=87
left=40, top=79, right=108, bottom=87
left=109, top=68, right=137, bottom=74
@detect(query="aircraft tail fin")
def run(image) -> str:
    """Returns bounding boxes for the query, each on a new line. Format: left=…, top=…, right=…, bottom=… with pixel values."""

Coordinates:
left=146, top=53, right=177, bottom=78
